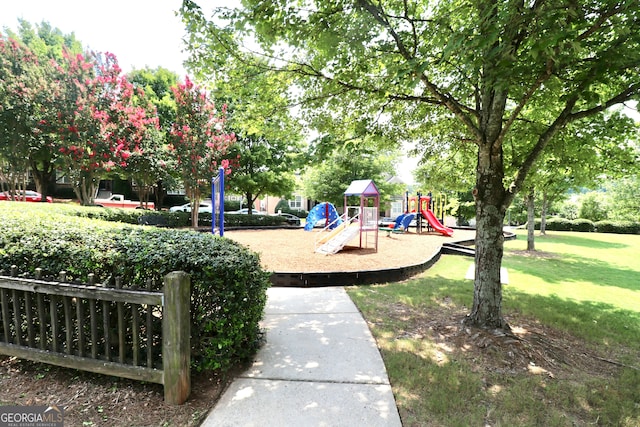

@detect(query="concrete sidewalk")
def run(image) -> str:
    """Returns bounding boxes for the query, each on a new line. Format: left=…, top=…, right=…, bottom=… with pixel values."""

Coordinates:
left=201, top=286, right=402, bottom=427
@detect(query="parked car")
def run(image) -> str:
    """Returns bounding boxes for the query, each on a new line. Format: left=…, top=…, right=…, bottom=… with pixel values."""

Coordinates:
left=0, top=190, right=52, bottom=203
left=271, top=212, right=301, bottom=226
left=227, top=208, right=266, bottom=215
left=378, top=217, right=396, bottom=227
left=94, top=194, right=154, bottom=209
left=169, top=201, right=213, bottom=213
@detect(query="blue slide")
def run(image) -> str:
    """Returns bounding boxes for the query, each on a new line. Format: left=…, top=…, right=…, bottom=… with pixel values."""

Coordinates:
left=385, top=213, right=411, bottom=231
left=304, top=202, right=342, bottom=231
left=391, top=214, right=407, bottom=230
left=380, top=213, right=415, bottom=234
left=400, top=213, right=416, bottom=231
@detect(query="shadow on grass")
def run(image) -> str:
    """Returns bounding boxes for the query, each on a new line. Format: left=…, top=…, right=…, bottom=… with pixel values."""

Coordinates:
left=353, top=272, right=639, bottom=352
left=350, top=275, right=640, bottom=427
left=504, top=288, right=640, bottom=352
left=532, top=233, right=631, bottom=250
left=503, top=252, right=639, bottom=292
left=414, top=272, right=640, bottom=351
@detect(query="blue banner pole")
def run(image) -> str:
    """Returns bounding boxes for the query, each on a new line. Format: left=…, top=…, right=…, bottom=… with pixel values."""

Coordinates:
left=211, top=174, right=216, bottom=235
left=219, top=167, right=225, bottom=237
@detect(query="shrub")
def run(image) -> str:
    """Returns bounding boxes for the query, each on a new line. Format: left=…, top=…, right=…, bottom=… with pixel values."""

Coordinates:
left=570, top=219, right=595, bottom=232
left=537, top=217, right=595, bottom=232
left=162, top=194, right=189, bottom=209
left=544, top=217, right=573, bottom=231
left=0, top=203, right=270, bottom=371
left=61, top=205, right=291, bottom=229
left=595, top=220, right=640, bottom=234
left=558, top=201, right=579, bottom=220
left=273, top=200, right=307, bottom=218
left=578, top=192, right=608, bottom=222
left=71, top=205, right=148, bottom=224
left=223, top=213, right=287, bottom=227
left=274, top=199, right=290, bottom=213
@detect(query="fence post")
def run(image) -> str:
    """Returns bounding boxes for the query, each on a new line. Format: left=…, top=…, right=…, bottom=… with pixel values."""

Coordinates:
left=162, top=271, right=191, bottom=405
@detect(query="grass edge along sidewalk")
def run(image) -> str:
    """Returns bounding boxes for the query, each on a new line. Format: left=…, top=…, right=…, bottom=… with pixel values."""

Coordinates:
left=347, top=231, right=640, bottom=426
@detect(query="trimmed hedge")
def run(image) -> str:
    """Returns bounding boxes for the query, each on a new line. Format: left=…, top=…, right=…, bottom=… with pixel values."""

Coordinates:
left=0, top=203, right=270, bottom=371
left=223, top=213, right=285, bottom=227
left=571, top=219, right=595, bottom=232
left=595, top=220, right=640, bottom=234
left=70, top=204, right=149, bottom=224
left=533, top=217, right=640, bottom=234
left=58, top=205, right=291, bottom=228
left=539, top=217, right=596, bottom=232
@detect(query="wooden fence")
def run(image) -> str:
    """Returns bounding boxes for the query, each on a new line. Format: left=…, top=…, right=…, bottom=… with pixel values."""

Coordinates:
left=0, top=266, right=190, bottom=405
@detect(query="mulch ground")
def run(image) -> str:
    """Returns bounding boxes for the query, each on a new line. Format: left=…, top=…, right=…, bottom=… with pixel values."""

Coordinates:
left=224, top=227, right=476, bottom=272
left=0, top=357, right=242, bottom=427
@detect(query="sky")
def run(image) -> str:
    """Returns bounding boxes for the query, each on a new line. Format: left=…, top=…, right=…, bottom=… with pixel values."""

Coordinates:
left=0, top=0, right=191, bottom=77
left=0, top=0, right=420, bottom=183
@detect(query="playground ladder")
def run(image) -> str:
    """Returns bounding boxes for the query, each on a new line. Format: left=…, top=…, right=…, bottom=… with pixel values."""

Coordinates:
left=315, top=225, right=360, bottom=255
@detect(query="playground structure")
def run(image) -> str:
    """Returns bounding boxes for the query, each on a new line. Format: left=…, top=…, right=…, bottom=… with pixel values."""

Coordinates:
left=379, top=212, right=416, bottom=236
left=211, top=167, right=225, bottom=236
left=407, top=193, right=454, bottom=237
left=303, top=202, right=343, bottom=231
left=306, top=180, right=379, bottom=255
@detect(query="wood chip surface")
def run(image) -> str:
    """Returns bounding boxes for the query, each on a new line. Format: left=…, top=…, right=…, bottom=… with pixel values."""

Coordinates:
left=224, top=228, right=476, bottom=273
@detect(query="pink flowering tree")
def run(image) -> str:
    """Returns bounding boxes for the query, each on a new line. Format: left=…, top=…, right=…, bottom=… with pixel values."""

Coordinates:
left=170, top=76, right=235, bottom=226
left=96, top=72, right=161, bottom=208
left=55, top=50, right=160, bottom=205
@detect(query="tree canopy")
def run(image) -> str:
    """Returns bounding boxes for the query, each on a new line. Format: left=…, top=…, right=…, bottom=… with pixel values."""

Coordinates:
left=302, top=143, right=403, bottom=206
left=200, top=57, right=305, bottom=213
left=0, top=21, right=84, bottom=199
left=181, top=0, right=640, bottom=329
left=1, top=19, right=236, bottom=212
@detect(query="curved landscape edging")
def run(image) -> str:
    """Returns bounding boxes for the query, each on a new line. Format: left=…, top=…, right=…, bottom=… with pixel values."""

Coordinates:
left=269, top=230, right=516, bottom=287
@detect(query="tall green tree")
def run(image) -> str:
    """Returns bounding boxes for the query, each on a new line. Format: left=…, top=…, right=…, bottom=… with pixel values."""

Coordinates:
left=1, top=20, right=84, bottom=199
left=225, top=133, right=299, bottom=214
left=128, top=67, right=178, bottom=133
left=302, top=144, right=402, bottom=206
left=603, top=176, right=640, bottom=221
left=4, top=19, right=83, bottom=61
left=522, top=109, right=637, bottom=249
left=205, top=59, right=305, bottom=214
left=128, top=67, right=181, bottom=208
left=0, top=36, right=37, bottom=196
left=181, top=0, right=640, bottom=330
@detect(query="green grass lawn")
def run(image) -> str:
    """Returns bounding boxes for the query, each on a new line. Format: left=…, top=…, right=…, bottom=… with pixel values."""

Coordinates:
left=503, top=232, right=640, bottom=352
left=347, top=231, right=640, bottom=426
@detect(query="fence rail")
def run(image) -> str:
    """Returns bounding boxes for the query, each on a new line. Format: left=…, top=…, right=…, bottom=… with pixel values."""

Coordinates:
left=0, top=266, right=190, bottom=404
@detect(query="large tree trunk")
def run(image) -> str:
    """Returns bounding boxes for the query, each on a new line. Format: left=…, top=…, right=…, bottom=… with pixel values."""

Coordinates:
left=526, top=190, right=536, bottom=251
left=190, top=187, right=202, bottom=228
left=30, top=158, right=55, bottom=201
left=464, top=140, right=509, bottom=331
left=154, top=180, right=166, bottom=211
left=245, top=192, right=255, bottom=214
left=72, top=172, right=98, bottom=206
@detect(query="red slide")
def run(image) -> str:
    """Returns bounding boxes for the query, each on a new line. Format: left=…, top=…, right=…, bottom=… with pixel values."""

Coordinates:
left=421, top=208, right=454, bottom=237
